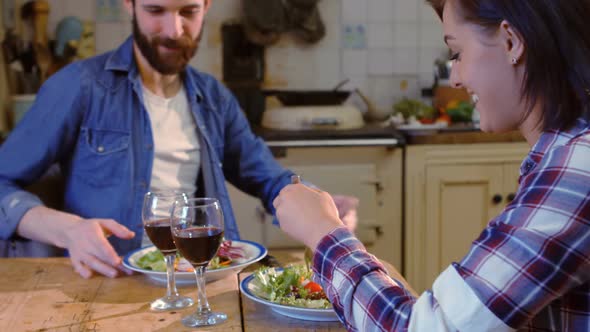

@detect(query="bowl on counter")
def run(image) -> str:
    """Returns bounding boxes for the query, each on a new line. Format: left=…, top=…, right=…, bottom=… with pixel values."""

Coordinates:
left=395, top=122, right=448, bottom=136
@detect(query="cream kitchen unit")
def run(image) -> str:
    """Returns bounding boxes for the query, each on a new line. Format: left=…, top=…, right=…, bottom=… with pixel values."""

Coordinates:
left=404, top=141, right=530, bottom=293
left=227, top=138, right=404, bottom=268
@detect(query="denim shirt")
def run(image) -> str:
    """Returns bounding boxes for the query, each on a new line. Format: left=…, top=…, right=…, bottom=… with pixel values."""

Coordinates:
left=0, top=37, right=294, bottom=255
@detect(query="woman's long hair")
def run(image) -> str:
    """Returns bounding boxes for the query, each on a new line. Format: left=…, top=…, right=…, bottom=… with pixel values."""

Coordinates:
left=427, top=0, right=590, bottom=131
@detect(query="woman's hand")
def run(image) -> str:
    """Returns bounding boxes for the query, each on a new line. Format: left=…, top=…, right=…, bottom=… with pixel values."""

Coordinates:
left=273, top=184, right=344, bottom=250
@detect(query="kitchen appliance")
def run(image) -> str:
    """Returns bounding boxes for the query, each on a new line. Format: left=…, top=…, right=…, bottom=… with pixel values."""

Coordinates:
left=260, top=86, right=365, bottom=130
left=264, top=89, right=350, bottom=106
left=261, top=104, right=365, bottom=130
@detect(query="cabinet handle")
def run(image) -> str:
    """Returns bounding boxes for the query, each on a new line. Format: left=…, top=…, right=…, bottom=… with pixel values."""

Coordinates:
left=362, top=180, right=384, bottom=192
left=357, top=224, right=383, bottom=245
left=507, top=193, right=516, bottom=202
left=492, top=194, right=503, bottom=205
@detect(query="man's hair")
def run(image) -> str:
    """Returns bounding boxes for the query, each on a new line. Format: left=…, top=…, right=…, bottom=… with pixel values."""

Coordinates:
left=426, top=0, right=590, bottom=131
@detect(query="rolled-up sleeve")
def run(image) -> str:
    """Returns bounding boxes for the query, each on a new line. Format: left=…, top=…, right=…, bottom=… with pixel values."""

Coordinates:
left=0, top=191, right=43, bottom=239
left=0, top=63, right=85, bottom=240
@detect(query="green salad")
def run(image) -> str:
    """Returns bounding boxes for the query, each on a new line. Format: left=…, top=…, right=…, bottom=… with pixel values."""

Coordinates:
left=136, top=250, right=168, bottom=271
left=136, top=251, right=230, bottom=271
left=249, top=265, right=331, bottom=309
left=136, top=241, right=243, bottom=272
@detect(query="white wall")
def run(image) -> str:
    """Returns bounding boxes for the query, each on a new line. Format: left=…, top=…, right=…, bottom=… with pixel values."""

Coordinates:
left=42, top=0, right=448, bottom=112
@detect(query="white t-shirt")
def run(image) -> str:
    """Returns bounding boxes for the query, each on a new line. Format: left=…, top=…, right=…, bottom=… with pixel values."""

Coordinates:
left=141, top=84, right=201, bottom=246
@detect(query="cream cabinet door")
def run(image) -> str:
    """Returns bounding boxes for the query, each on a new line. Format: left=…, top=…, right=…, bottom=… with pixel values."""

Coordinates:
left=261, top=163, right=380, bottom=248
left=227, top=160, right=381, bottom=249
left=405, top=142, right=529, bottom=293
left=228, top=146, right=403, bottom=268
left=424, top=163, right=505, bottom=289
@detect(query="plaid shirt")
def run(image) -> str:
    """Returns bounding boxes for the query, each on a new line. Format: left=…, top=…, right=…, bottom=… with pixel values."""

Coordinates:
left=313, top=118, right=590, bottom=331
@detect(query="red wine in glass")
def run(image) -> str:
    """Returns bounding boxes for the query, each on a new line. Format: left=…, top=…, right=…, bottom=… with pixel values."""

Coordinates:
left=171, top=197, right=227, bottom=327
left=173, top=227, right=224, bottom=266
left=142, top=190, right=193, bottom=311
left=144, top=219, right=176, bottom=254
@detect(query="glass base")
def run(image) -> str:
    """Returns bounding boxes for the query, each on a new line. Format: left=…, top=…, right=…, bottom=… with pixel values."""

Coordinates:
left=181, top=311, right=227, bottom=327
left=150, top=295, right=194, bottom=311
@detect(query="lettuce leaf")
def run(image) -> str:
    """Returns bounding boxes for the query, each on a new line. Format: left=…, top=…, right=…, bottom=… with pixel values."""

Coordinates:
left=136, top=250, right=167, bottom=271
left=250, top=265, right=332, bottom=309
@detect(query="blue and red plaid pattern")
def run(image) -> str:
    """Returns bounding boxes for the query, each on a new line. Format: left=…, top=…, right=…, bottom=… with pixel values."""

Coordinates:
left=312, top=118, right=590, bottom=331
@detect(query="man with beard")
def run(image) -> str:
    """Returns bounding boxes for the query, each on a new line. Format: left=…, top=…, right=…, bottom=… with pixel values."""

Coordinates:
left=0, top=0, right=358, bottom=279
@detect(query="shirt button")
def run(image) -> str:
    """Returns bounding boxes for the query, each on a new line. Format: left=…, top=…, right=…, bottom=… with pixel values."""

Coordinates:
left=97, top=146, right=105, bottom=153
left=218, top=162, right=223, bottom=168
left=145, top=144, right=153, bottom=150
left=140, top=182, right=147, bottom=189
left=9, top=198, right=20, bottom=208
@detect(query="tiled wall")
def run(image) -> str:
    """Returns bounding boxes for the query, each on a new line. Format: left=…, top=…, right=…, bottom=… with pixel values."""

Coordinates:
left=342, top=0, right=449, bottom=110
left=43, top=0, right=448, bottom=112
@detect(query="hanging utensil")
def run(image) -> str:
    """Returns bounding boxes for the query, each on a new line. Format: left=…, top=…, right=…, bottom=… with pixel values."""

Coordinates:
left=332, top=78, right=350, bottom=91
left=30, top=0, right=52, bottom=83
left=34, top=2, right=51, bottom=83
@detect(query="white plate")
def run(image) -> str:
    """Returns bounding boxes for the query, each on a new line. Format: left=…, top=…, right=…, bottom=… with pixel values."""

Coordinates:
left=123, top=240, right=267, bottom=285
left=396, top=122, right=448, bottom=130
left=396, top=122, right=448, bottom=135
left=240, top=273, right=339, bottom=322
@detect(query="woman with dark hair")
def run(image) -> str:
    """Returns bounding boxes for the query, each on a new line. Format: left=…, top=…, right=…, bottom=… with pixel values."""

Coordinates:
left=273, top=0, right=590, bottom=330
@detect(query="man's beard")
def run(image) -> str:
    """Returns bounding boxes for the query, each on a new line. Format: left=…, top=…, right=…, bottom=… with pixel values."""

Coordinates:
left=132, top=15, right=202, bottom=75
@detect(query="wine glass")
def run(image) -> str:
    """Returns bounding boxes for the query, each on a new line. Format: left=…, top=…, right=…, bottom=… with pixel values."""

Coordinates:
left=142, top=190, right=194, bottom=311
left=171, top=197, right=227, bottom=327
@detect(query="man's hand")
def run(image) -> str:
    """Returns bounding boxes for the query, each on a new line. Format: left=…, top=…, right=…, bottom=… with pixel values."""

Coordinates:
left=17, top=206, right=135, bottom=279
left=64, top=218, right=136, bottom=278
left=332, top=195, right=359, bottom=233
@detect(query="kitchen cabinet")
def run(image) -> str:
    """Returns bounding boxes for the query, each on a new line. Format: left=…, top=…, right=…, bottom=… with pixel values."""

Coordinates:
left=228, top=144, right=403, bottom=268
left=404, top=142, right=529, bottom=293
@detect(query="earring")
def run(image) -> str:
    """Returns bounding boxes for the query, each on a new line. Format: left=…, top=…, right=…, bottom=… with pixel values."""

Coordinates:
left=511, top=57, right=518, bottom=65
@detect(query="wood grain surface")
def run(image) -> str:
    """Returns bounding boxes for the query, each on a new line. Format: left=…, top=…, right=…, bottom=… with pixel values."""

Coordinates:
left=0, top=258, right=241, bottom=331
left=0, top=250, right=414, bottom=331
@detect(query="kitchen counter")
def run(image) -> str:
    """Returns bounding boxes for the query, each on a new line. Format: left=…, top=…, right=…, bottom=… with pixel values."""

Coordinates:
left=255, top=123, right=404, bottom=142
left=254, top=124, right=404, bottom=150
left=253, top=123, right=525, bottom=147
left=402, top=126, right=525, bottom=145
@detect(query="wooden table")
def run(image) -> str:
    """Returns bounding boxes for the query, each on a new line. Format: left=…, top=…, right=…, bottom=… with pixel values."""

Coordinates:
left=0, top=250, right=414, bottom=331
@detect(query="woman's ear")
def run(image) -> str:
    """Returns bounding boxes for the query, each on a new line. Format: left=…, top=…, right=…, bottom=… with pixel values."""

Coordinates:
left=499, top=20, right=525, bottom=65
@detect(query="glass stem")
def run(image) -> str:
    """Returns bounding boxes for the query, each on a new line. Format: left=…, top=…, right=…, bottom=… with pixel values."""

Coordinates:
left=194, top=265, right=211, bottom=314
left=165, top=254, right=179, bottom=297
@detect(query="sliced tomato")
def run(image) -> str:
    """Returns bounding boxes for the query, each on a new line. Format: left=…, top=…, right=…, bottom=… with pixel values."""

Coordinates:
left=303, top=281, right=323, bottom=293
left=218, top=256, right=232, bottom=266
